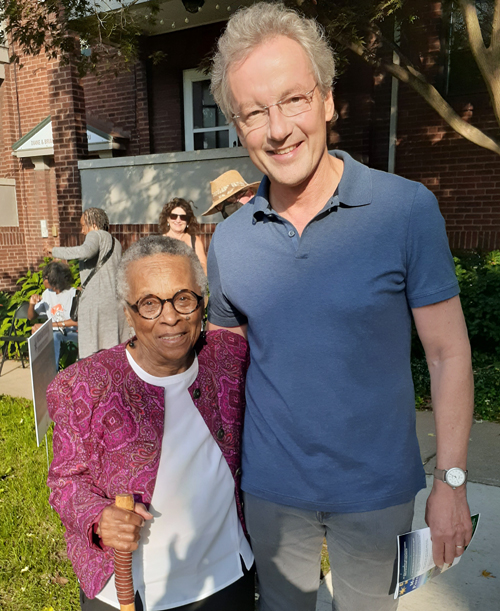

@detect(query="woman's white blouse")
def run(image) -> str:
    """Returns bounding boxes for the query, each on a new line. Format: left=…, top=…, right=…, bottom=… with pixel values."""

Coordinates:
left=96, top=351, right=253, bottom=610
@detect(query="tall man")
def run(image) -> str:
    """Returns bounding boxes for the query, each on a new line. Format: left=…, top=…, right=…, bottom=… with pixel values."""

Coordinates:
left=207, top=4, right=474, bottom=610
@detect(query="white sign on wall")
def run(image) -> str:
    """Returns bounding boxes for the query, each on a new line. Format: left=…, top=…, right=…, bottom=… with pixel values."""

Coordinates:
left=16, top=121, right=54, bottom=151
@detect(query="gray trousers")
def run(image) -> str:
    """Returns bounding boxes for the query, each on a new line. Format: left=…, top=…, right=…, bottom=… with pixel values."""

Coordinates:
left=243, top=492, right=415, bottom=611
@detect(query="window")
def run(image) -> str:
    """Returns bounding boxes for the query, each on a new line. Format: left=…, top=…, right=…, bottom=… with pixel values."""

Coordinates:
left=183, top=69, right=238, bottom=151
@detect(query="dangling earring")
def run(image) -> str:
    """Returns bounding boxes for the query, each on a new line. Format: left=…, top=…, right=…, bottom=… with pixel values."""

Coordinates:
left=129, top=328, right=136, bottom=348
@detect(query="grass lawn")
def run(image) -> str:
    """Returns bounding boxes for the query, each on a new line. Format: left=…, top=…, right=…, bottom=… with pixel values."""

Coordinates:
left=0, top=395, right=79, bottom=611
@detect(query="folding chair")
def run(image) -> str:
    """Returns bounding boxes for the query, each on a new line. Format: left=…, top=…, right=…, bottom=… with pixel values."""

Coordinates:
left=0, top=302, right=31, bottom=377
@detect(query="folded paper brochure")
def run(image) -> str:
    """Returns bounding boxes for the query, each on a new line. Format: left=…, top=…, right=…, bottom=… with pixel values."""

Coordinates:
left=395, top=514, right=480, bottom=598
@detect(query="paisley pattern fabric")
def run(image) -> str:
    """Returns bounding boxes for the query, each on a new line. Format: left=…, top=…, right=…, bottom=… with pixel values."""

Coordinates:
left=47, top=329, right=249, bottom=599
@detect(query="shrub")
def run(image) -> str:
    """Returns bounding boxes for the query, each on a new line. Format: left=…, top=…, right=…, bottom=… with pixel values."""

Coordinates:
left=0, top=291, right=10, bottom=327
left=412, top=353, right=500, bottom=423
left=454, top=250, right=500, bottom=356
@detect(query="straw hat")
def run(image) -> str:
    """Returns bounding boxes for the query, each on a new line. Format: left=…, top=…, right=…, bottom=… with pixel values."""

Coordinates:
left=203, top=170, right=260, bottom=216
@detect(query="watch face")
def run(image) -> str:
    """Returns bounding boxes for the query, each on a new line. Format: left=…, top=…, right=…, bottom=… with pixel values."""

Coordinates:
left=446, top=468, right=466, bottom=487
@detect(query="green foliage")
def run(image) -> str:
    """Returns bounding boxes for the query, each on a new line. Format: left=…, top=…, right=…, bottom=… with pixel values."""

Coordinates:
left=0, top=396, right=79, bottom=610
left=0, top=259, right=80, bottom=365
left=412, top=352, right=500, bottom=423
left=0, top=265, right=47, bottom=361
left=454, top=250, right=500, bottom=356
left=0, top=292, right=10, bottom=327
left=58, top=340, right=78, bottom=371
left=411, top=355, right=431, bottom=409
left=411, top=249, right=500, bottom=422
left=471, top=353, right=500, bottom=422
left=0, top=0, right=161, bottom=76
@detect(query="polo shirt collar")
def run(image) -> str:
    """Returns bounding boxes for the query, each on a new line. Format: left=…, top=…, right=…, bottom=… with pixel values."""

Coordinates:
left=252, top=149, right=372, bottom=220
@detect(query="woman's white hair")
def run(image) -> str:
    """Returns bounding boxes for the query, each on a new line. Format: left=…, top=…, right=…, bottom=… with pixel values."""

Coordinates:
left=116, top=236, right=208, bottom=306
left=211, top=2, right=335, bottom=121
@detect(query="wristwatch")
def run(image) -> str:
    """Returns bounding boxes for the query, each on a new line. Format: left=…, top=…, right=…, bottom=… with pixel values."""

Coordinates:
left=434, top=467, right=468, bottom=489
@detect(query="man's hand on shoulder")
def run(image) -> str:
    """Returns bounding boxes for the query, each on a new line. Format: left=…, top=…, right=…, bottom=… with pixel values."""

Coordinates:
left=425, top=479, right=472, bottom=568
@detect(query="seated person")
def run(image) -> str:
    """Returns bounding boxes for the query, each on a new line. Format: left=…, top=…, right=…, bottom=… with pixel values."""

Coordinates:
left=27, top=261, right=78, bottom=370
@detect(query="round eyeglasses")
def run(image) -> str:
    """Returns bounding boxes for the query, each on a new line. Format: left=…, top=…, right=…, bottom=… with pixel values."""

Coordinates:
left=232, top=85, right=317, bottom=131
left=127, top=290, right=203, bottom=320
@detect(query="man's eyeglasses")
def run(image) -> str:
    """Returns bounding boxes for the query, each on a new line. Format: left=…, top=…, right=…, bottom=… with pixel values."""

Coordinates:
left=169, top=213, right=188, bottom=221
left=127, top=290, right=203, bottom=320
left=232, top=85, right=317, bottom=131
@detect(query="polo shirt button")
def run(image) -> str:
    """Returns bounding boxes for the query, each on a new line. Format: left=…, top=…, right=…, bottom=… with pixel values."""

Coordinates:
left=193, top=389, right=201, bottom=399
left=216, top=427, right=224, bottom=440
left=288, top=230, right=295, bottom=237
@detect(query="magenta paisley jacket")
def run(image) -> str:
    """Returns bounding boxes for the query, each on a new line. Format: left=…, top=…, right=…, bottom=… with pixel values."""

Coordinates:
left=47, top=329, right=249, bottom=599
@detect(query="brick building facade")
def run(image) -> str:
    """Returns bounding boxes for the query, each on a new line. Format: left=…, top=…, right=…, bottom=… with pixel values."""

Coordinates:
left=0, top=1, right=499, bottom=292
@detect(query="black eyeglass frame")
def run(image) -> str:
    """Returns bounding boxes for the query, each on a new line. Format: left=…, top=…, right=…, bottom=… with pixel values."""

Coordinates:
left=126, top=289, right=203, bottom=320
left=169, top=213, right=188, bottom=221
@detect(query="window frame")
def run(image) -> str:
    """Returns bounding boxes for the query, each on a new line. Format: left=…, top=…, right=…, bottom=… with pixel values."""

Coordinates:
left=183, top=69, right=238, bottom=152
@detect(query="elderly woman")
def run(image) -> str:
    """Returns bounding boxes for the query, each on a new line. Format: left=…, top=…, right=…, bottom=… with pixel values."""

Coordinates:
left=52, top=207, right=128, bottom=358
left=47, top=236, right=254, bottom=611
left=159, top=198, right=207, bottom=274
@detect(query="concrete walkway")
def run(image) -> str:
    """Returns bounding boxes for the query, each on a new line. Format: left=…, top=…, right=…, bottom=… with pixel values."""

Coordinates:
left=1, top=361, right=498, bottom=609
left=0, top=359, right=33, bottom=400
left=317, top=412, right=500, bottom=610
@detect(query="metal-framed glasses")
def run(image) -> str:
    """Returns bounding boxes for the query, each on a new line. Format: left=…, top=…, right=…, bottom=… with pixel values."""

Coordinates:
left=127, top=290, right=203, bottom=320
left=232, top=85, right=317, bottom=131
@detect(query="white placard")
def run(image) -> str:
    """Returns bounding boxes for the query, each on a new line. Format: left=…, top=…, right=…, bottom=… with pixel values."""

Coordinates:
left=28, top=320, right=57, bottom=446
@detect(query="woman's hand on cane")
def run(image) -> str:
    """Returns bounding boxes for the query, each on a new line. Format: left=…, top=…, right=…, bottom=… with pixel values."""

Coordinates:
left=97, top=503, right=153, bottom=552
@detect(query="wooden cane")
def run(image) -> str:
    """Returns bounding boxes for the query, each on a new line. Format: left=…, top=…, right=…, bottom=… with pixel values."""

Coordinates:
left=114, top=494, right=136, bottom=611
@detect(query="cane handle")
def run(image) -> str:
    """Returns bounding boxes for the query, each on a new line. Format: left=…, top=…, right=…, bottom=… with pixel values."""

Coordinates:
left=114, top=494, right=136, bottom=611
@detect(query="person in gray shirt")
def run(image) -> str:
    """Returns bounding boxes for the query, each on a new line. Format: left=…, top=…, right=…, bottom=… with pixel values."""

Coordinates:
left=52, top=208, right=128, bottom=359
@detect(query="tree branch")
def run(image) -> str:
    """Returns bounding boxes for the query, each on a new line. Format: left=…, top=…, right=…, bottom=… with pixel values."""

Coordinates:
left=457, top=0, right=486, bottom=57
left=338, top=34, right=500, bottom=157
left=457, top=0, right=500, bottom=128
left=491, top=0, right=500, bottom=47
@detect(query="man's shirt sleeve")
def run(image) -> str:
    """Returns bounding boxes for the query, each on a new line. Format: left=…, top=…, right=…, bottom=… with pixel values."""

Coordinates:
left=207, top=229, right=248, bottom=327
left=405, top=184, right=459, bottom=309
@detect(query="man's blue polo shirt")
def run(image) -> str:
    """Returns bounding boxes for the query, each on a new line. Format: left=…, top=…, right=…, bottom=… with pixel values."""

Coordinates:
left=207, top=150, right=459, bottom=513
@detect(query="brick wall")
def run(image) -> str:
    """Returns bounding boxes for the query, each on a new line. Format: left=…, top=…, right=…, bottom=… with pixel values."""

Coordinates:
left=146, top=22, right=227, bottom=153
left=2, top=2, right=500, bottom=294
left=49, top=59, right=87, bottom=247
left=82, top=60, right=150, bottom=156
left=0, top=45, right=88, bottom=291
left=393, top=2, right=500, bottom=251
left=111, top=222, right=217, bottom=254
left=0, top=58, right=26, bottom=291
left=332, top=55, right=392, bottom=171
left=0, top=50, right=62, bottom=291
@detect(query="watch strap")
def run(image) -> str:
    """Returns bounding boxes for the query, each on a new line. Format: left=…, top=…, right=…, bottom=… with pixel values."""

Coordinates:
left=433, top=467, right=468, bottom=486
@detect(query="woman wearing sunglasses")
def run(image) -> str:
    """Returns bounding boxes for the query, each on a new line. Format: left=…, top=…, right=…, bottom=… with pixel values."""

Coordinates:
left=159, top=198, right=207, bottom=273
left=47, top=236, right=254, bottom=611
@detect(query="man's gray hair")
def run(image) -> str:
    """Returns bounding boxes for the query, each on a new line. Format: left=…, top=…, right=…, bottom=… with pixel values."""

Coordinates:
left=116, top=236, right=208, bottom=306
left=211, top=2, right=335, bottom=121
